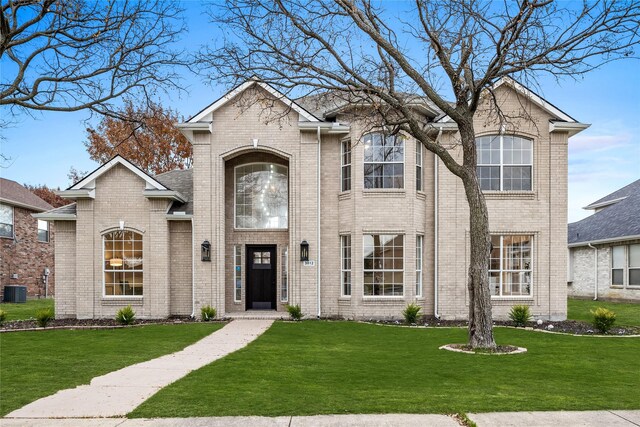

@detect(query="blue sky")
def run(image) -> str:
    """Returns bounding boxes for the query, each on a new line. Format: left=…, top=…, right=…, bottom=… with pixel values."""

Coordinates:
left=1, top=3, right=638, bottom=223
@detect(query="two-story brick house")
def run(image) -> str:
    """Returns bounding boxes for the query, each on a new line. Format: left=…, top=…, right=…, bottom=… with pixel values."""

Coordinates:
left=1, top=178, right=55, bottom=298
left=37, top=78, right=588, bottom=320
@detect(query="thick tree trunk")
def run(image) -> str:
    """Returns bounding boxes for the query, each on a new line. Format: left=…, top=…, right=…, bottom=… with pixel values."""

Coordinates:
left=459, top=123, right=496, bottom=349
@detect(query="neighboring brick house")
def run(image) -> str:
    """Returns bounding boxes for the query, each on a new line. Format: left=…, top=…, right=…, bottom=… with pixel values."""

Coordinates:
left=0, top=178, right=55, bottom=297
left=568, top=179, right=640, bottom=301
left=38, top=77, right=588, bottom=320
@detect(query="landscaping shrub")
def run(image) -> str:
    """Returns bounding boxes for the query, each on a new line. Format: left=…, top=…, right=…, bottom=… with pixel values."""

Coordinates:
left=508, top=305, right=532, bottom=327
left=0, top=309, right=7, bottom=323
left=115, top=305, right=136, bottom=325
left=286, top=304, right=303, bottom=321
left=35, top=308, right=54, bottom=328
left=201, top=305, right=217, bottom=321
left=402, top=303, right=422, bottom=324
left=592, top=307, right=616, bottom=333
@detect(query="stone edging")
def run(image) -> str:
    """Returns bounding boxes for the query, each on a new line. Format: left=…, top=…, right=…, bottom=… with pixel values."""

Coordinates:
left=439, top=344, right=528, bottom=355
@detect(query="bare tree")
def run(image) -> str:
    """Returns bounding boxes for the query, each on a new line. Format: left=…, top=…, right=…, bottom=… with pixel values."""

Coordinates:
left=201, top=0, right=640, bottom=348
left=0, top=0, right=187, bottom=121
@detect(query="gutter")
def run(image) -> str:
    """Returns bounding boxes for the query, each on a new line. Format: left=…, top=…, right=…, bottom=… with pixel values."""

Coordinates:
left=433, top=128, right=443, bottom=319
left=316, top=125, right=322, bottom=318
left=191, top=218, right=196, bottom=318
left=568, top=234, right=640, bottom=248
left=587, top=243, right=598, bottom=300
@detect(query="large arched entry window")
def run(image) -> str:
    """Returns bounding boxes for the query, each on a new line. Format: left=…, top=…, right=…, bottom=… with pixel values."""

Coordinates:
left=103, top=230, right=143, bottom=296
left=235, top=163, right=288, bottom=229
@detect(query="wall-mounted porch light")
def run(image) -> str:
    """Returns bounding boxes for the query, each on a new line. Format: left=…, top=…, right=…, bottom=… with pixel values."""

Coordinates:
left=300, top=240, right=309, bottom=262
left=201, top=240, right=211, bottom=262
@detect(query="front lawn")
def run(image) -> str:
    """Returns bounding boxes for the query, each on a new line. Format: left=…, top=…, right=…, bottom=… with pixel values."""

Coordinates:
left=130, top=321, right=640, bottom=417
left=0, top=323, right=224, bottom=416
left=0, top=298, right=54, bottom=321
left=568, top=298, right=640, bottom=326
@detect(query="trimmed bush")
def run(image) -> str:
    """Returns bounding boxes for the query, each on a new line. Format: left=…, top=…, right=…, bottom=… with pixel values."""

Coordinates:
left=286, top=304, right=303, bottom=321
left=0, top=309, right=7, bottom=323
left=35, top=308, right=54, bottom=328
left=201, top=305, right=217, bottom=321
left=115, top=305, right=136, bottom=325
left=592, top=307, right=616, bottom=333
left=402, top=303, right=422, bottom=324
left=508, top=305, right=532, bottom=327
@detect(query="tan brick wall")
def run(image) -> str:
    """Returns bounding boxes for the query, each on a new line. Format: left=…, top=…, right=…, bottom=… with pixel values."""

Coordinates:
left=169, top=220, right=193, bottom=315
left=54, top=221, right=75, bottom=318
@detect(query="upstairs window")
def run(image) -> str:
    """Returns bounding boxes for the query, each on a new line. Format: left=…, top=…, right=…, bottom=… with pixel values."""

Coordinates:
left=38, top=220, right=49, bottom=242
left=235, top=163, right=288, bottom=229
left=363, top=133, right=404, bottom=189
left=0, top=204, right=13, bottom=238
left=341, top=140, right=351, bottom=192
left=416, top=142, right=423, bottom=191
left=476, top=135, right=532, bottom=191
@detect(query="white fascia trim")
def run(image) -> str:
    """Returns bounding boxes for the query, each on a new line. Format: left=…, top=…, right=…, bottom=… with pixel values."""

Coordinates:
left=549, top=121, right=590, bottom=137
left=175, top=122, right=212, bottom=132
left=70, top=156, right=168, bottom=191
left=583, top=196, right=627, bottom=210
left=298, top=122, right=350, bottom=134
left=188, top=79, right=319, bottom=123
left=32, top=213, right=77, bottom=221
left=57, top=189, right=95, bottom=199
left=166, top=213, right=193, bottom=220
left=569, top=234, right=640, bottom=248
left=143, top=190, right=187, bottom=203
left=0, top=198, right=49, bottom=212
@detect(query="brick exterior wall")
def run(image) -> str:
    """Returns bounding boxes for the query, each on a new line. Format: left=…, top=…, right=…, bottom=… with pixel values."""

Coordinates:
left=0, top=205, right=55, bottom=298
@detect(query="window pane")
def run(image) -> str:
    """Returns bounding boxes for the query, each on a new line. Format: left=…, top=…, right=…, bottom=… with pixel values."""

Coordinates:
left=235, top=163, right=288, bottom=229
left=612, top=246, right=625, bottom=268
left=629, top=245, right=640, bottom=268
left=0, top=204, right=13, bottom=238
left=612, top=268, right=624, bottom=285
left=104, top=230, right=143, bottom=296
left=629, top=269, right=640, bottom=286
left=363, top=133, right=404, bottom=189
left=363, top=234, right=403, bottom=296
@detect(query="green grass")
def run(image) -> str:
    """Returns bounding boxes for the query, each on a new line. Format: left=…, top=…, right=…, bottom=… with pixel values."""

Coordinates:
left=568, top=298, right=640, bottom=326
left=0, top=298, right=54, bottom=321
left=0, top=323, right=224, bottom=416
left=131, top=321, right=640, bottom=417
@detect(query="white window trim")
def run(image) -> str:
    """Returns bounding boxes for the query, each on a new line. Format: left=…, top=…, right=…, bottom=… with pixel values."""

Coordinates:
left=234, top=162, right=289, bottom=231
left=362, top=234, right=405, bottom=298
left=363, top=133, right=405, bottom=190
left=341, top=138, right=352, bottom=192
left=0, top=203, right=14, bottom=239
left=102, top=230, right=144, bottom=299
left=341, top=234, right=352, bottom=297
left=37, top=219, right=49, bottom=243
left=281, top=246, right=289, bottom=302
left=489, top=234, right=534, bottom=299
left=611, top=244, right=640, bottom=288
left=416, top=235, right=423, bottom=297
left=477, top=135, right=534, bottom=192
left=234, top=245, right=242, bottom=302
left=416, top=142, right=423, bottom=192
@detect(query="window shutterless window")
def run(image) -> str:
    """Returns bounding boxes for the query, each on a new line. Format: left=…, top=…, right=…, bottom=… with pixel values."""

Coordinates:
left=103, top=230, right=143, bottom=296
left=0, top=203, right=13, bottom=238
left=416, top=235, right=423, bottom=297
left=341, top=235, right=351, bottom=296
left=363, top=133, right=404, bottom=189
left=612, top=244, right=640, bottom=287
left=341, top=140, right=352, bottom=192
left=281, top=246, right=289, bottom=302
left=489, top=235, right=533, bottom=297
left=363, top=234, right=404, bottom=296
left=612, top=246, right=624, bottom=285
left=37, top=220, right=49, bottom=242
left=235, top=163, right=288, bottom=229
left=416, top=142, right=423, bottom=191
left=234, top=245, right=242, bottom=302
left=476, top=135, right=532, bottom=191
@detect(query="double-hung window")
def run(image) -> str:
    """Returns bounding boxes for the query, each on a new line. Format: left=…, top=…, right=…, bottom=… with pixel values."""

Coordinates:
left=0, top=203, right=13, bottom=238
left=38, top=220, right=49, bottom=242
left=341, top=140, right=351, bottom=192
left=612, top=244, right=640, bottom=287
left=103, top=230, right=143, bottom=296
left=341, top=235, right=351, bottom=296
left=363, top=133, right=404, bottom=189
left=364, top=234, right=404, bottom=296
left=477, top=135, right=532, bottom=191
left=489, top=235, right=533, bottom=297
left=416, top=142, right=423, bottom=191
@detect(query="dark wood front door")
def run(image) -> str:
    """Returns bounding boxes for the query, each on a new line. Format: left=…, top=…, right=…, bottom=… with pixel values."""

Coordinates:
left=246, top=245, right=277, bottom=310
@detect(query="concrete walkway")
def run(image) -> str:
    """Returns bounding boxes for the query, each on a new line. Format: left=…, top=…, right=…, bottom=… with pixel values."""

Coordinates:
left=2, top=412, right=640, bottom=426
left=6, top=320, right=274, bottom=419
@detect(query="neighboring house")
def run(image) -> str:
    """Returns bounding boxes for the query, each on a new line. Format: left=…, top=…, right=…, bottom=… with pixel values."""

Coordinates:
left=568, top=179, right=640, bottom=301
left=0, top=178, right=55, bottom=297
left=37, top=77, right=588, bottom=320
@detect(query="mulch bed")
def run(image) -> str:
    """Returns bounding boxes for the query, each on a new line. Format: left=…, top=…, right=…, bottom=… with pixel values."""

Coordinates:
left=0, top=316, right=222, bottom=332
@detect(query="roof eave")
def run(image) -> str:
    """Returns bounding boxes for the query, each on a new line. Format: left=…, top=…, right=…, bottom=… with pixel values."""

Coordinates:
left=57, top=189, right=95, bottom=199
left=0, top=198, right=50, bottom=212
left=143, top=190, right=188, bottom=203
left=32, top=213, right=77, bottom=221
left=550, top=121, right=590, bottom=137
left=166, top=213, right=193, bottom=220
left=569, top=234, right=640, bottom=248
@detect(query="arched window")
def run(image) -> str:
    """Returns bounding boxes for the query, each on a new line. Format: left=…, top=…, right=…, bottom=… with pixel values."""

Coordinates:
left=103, top=230, right=143, bottom=296
left=476, top=135, right=533, bottom=191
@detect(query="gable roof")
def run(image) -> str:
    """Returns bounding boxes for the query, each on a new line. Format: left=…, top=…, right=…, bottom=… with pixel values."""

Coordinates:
left=187, top=79, right=320, bottom=124
left=155, top=168, right=193, bottom=215
left=0, top=178, right=53, bottom=212
left=67, top=155, right=169, bottom=192
left=569, top=178, right=640, bottom=246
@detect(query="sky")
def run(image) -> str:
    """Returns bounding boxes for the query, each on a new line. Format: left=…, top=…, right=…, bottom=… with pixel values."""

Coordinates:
left=1, top=2, right=639, bottom=223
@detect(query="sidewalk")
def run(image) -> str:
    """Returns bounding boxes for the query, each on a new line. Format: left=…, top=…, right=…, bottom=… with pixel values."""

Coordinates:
left=3, top=411, right=640, bottom=426
left=5, top=320, right=274, bottom=419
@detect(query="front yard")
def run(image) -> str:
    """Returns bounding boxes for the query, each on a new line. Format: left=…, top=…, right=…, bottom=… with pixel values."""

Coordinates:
left=568, top=298, right=640, bottom=326
left=0, top=323, right=224, bottom=416
left=0, top=298, right=54, bottom=321
left=130, top=321, right=640, bottom=417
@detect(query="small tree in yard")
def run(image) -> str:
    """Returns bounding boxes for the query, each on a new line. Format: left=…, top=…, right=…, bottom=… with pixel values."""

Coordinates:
left=202, top=0, right=640, bottom=349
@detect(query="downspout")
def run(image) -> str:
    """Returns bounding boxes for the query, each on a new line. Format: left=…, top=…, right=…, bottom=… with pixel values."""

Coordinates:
left=191, top=218, right=196, bottom=318
left=434, top=128, right=442, bottom=319
left=316, top=125, right=322, bottom=318
left=587, top=243, right=598, bottom=300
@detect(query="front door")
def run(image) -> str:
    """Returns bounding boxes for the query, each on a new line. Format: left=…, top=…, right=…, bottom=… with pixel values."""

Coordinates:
left=246, top=245, right=277, bottom=310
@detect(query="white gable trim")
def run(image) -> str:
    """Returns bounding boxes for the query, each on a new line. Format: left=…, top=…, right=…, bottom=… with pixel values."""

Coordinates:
left=69, top=156, right=167, bottom=191
left=187, top=79, right=320, bottom=123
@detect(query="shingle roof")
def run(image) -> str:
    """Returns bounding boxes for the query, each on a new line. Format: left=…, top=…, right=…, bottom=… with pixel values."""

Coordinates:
left=0, top=178, right=53, bottom=212
left=568, top=178, right=640, bottom=245
left=46, top=203, right=77, bottom=215
left=154, top=169, right=193, bottom=215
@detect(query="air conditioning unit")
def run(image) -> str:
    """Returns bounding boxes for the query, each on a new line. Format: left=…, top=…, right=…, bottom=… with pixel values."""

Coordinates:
left=3, top=285, right=27, bottom=303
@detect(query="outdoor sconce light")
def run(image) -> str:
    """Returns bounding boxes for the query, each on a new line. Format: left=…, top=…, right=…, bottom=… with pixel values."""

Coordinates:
left=300, top=240, right=309, bottom=262
left=201, top=240, right=211, bottom=262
